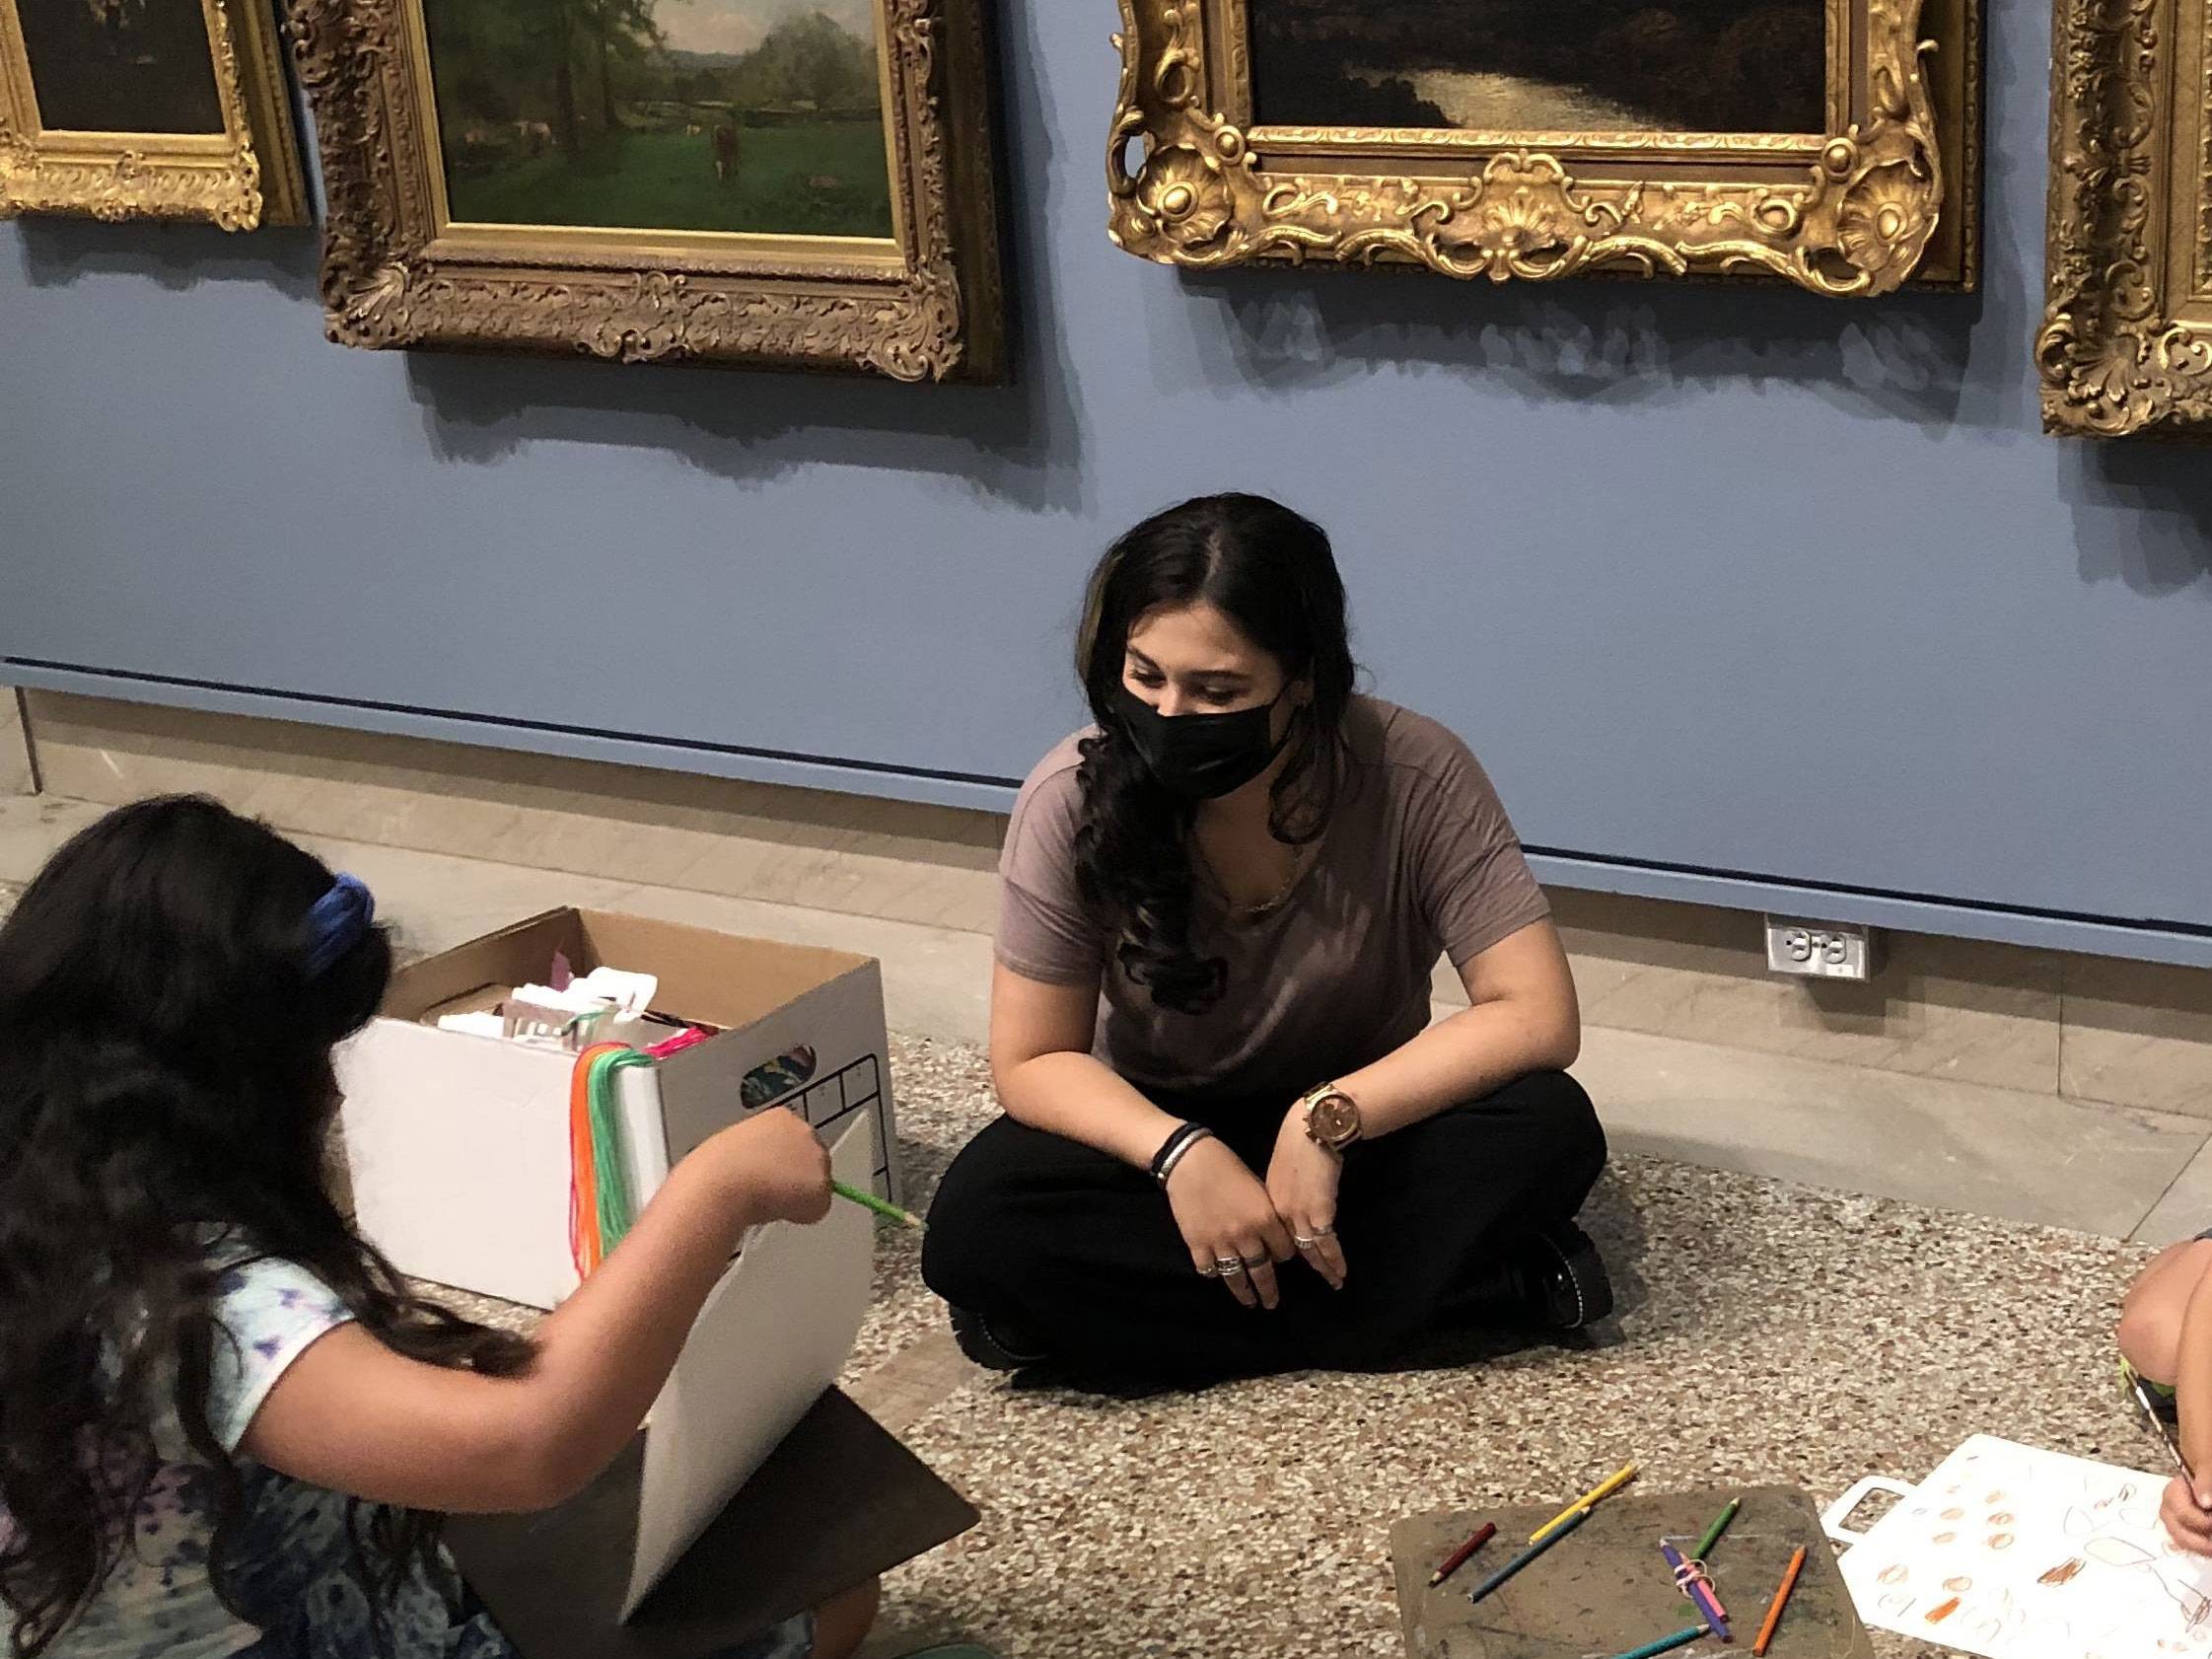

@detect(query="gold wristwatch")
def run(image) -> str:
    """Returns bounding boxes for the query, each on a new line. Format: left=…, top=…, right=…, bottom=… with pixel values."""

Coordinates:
left=1299, top=1081, right=1363, bottom=1152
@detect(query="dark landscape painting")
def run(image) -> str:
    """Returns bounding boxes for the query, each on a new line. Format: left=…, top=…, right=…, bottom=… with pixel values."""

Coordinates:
left=1249, top=0, right=1826, bottom=136
left=421, top=0, right=894, bottom=239
left=17, top=0, right=225, bottom=134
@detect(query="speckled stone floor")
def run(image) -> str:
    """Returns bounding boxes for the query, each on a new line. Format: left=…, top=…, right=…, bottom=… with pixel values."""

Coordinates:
left=9, top=779, right=2211, bottom=1659
left=411, top=1034, right=2167, bottom=1659
left=0, top=871, right=2176, bottom=1659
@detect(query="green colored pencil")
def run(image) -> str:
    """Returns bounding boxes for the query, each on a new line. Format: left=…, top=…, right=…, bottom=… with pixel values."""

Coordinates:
left=1692, top=1497, right=1742, bottom=1561
left=833, top=1179, right=925, bottom=1230
left=1607, top=1627, right=1705, bottom=1659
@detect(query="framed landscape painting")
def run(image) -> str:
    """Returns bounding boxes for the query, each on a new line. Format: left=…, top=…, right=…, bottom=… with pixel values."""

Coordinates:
left=2039, top=0, right=2212, bottom=437
left=295, top=0, right=1007, bottom=379
left=1109, top=0, right=1980, bottom=294
left=0, top=0, right=308, bottom=226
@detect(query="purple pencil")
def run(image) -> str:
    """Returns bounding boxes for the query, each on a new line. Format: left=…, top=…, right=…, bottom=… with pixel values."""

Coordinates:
left=1660, top=1540, right=1731, bottom=1641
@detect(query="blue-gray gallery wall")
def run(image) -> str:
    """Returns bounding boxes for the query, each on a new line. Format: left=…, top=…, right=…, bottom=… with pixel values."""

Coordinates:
left=7, top=2, right=2212, bottom=965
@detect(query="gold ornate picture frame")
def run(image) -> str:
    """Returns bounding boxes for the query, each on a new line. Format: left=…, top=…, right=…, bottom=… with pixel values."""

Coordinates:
left=2039, top=0, right=2212, bottom=436
left=0, top=0, right=307, bottom=228
left=291, top=0, right=1007, bottom=381
left=1108, top=0, right=1979, bottom=296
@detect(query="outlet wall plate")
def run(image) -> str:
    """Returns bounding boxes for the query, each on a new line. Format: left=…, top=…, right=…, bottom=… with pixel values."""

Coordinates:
left=1765, top=916, right=1879, bottom=981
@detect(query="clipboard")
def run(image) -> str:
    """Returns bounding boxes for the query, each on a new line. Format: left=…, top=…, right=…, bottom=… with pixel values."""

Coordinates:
left=1391, top=1485, right=1873, bottom=1658
left=450, top=1387, right=978, bottom=1659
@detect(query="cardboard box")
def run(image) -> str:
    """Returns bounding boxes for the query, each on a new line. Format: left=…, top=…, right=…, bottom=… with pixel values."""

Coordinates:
left=337, top=907, right=899, bottom=1309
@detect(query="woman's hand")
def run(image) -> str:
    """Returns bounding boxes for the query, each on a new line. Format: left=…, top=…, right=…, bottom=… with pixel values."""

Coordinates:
left=1266, top=1113, right=1347, bottom=1290
left=1163, top=1136, right=1294, bottom=1309
left=2164, top=1475, right=2212, bottom=1555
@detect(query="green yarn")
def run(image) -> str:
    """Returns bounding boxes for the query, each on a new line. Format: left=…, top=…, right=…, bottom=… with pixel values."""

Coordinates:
left=589, top=1047, right=658, bottom=1254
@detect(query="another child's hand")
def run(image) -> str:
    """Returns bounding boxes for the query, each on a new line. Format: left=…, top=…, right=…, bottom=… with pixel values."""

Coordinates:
left=709, top=1108, right=833, bottom=1225
left=2162, top=1475, right=2212, bottom=1554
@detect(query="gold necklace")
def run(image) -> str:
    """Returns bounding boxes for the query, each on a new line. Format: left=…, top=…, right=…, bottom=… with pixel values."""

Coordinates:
left=1198, top=840, right=1312, bottom=918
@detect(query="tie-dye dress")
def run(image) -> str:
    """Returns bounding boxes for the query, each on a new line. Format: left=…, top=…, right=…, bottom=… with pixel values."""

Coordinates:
left=0, top=1250, right=812, bottom=1659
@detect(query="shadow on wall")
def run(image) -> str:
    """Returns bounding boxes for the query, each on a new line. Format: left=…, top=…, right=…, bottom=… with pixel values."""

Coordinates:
left=1167, top=251, right=2212, bottom=596
left=13, top=217, right=321, bottom=302
left=399, top=0, right=1084, bottom=517
left=1168, top=260, right=1996, bottom=428
left=4, top=0, right=1085, bottom=518
left=2062, top=440, right=2212, bottom=597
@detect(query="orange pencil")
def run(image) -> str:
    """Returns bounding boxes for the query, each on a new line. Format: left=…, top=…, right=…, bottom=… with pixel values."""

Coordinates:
left=1752, top=1546, right=1808, bottom=1656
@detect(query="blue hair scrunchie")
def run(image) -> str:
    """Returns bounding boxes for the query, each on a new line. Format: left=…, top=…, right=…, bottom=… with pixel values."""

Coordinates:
left=302, top=874, right=375, bottom=978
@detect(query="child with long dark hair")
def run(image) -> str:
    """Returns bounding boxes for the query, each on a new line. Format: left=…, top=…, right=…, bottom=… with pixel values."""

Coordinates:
left=923, top=493, right=1611, bottom=1389
left=0, top=797, right=879, bottom=1659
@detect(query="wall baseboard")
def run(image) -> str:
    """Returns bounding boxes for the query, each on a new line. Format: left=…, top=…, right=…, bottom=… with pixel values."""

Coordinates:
left=20, top=685, right=2212, bottom=1122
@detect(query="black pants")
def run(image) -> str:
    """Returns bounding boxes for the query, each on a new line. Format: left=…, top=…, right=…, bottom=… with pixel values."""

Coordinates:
left=920, top=1070, right=1606, bottom=1385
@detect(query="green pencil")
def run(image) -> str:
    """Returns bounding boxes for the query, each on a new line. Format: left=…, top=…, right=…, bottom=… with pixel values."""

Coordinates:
left=833, top=1179, right=925, bottom=1230
left=1607, top=1626, right=1705, bottom=1659
left=1692, top=1497, right=1741, bottom=1561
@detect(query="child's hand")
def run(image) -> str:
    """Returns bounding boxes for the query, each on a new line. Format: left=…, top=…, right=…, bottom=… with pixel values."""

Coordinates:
left=709, top=1108, right=833, bottom=1225
left=2162, top=1475, right=2212, bottom=1554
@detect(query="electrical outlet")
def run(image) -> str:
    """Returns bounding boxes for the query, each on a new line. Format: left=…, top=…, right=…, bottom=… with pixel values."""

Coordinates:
left=1764, top=916, right=1877, bottom=981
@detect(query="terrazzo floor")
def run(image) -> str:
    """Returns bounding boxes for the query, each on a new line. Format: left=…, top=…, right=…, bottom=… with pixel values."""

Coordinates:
left=435, top=1036, right=2166, bottom=1659
left=0, top=873, right=2177, bottom=1659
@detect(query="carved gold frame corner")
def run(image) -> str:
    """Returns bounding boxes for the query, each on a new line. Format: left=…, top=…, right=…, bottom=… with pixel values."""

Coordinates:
left=289, top=0, right=1007, bottom=380
left=2038, top=0, right=2212, bottom=437
left=0, top=0, right=306, bottom=228
left=1108, top=0, right=1980, bottom=296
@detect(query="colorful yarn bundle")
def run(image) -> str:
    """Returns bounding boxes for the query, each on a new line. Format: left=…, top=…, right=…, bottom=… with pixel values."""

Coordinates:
left=568, top=1043, right=659, bottom=1277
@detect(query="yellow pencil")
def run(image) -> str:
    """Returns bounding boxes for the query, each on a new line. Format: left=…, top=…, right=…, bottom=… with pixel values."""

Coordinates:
left=1529, top=1463, right=1639, bottom=1544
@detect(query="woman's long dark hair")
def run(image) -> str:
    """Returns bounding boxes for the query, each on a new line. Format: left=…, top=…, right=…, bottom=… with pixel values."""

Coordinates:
left=0, top=796, right=535, bottom=1657
left=1073, top=493, right=1356, bottom=1014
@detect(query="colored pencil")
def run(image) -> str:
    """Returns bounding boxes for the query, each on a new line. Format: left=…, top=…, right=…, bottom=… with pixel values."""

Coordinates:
left=1691, top=1497, right=1742, bottom=1561
left=1529, top=1462, right=1640, bottom=1543
left=1752, top=1546, right=1808, bottom=1657
left=832, top=1180, right=925, bottom=1230
left=1661, top=1540, right=1731, bottom=1641
left=1428, top=1520, right=1497, bottom=1586
left=2129, top=1371, right=2198, bottom=1481
left=1469, top=1506, right=1591, bottom=1604
left=1608, top=1627, right=1706, bottom=1659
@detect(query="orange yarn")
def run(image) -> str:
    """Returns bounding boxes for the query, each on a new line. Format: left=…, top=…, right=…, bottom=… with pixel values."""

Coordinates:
left=568, top=1042, right=629, bottom=1278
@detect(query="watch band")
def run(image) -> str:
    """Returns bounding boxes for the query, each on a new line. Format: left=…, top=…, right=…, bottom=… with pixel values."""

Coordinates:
left=1150, top=1121, right=1215, bottom=1187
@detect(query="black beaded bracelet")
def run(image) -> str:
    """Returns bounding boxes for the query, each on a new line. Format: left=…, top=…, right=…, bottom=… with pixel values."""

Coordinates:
left=1149, top=1121, right=1213, bottom=1188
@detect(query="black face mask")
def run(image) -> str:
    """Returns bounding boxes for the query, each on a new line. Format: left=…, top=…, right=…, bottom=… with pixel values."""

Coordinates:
left=1116, top=686, right=1291, bottom=801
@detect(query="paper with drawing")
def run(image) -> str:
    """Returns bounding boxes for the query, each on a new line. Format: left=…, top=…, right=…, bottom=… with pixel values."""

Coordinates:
left=619, top=1116, right=876, bottom=1619
left=1837, top=1435, right=2212, bottom=1658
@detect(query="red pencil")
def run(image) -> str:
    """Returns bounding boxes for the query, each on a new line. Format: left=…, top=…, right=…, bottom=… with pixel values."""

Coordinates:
left=1429, top=1521, right=1498, bottom=1586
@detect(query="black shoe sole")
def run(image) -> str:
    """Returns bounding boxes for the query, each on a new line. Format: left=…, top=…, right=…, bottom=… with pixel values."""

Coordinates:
left=948, top=1305, right=1047, bottom=1371
left=1534, top=1221, right=1614, bottom=1330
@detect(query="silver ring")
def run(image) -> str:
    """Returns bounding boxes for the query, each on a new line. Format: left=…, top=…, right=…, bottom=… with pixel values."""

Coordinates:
left=1310, top=1225, right=1334, bottom=1238
left=1294, top=1235, right=1319, bottom=1249
left=1215, top=1257, right=1248, bottom=1276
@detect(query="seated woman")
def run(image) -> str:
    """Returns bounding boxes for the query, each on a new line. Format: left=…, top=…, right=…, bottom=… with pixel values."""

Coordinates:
left=922, top=493, right=1610, bottom=1389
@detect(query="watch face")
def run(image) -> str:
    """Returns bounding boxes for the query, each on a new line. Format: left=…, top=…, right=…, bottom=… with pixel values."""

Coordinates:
left=1310, top=1093, right=1360, bottom=1145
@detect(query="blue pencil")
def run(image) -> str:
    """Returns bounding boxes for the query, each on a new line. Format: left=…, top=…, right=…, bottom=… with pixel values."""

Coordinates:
left=1607, top=1627, right=1705, bottom=1659
left=1468, top=1505, right=1591, bottom=1603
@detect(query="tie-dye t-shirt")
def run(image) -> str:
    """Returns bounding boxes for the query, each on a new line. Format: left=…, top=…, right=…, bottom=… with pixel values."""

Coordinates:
left=2, top=1248, right=813, bottom=1659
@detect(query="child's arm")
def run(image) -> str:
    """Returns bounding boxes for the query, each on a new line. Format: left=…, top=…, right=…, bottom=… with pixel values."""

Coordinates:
left=238, top=1107, right=832, bottom=1514
left=2167, top=1264, right=2212, bottom=1551
left=2179, top=1264, right=2212, bottom=1473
